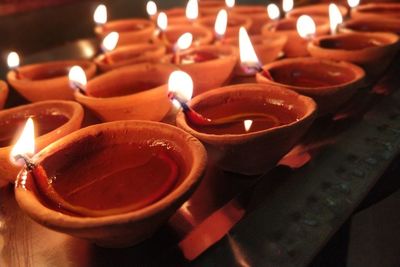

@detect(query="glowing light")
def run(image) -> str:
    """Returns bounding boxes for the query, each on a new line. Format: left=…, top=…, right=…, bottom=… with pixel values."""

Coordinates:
left=348, top=0, right=360, bottom=8
left=157, top=12, right=168, bottom=31
left=176, top=32, right=193, bottom=51
left=186, top=0, right=199, bottom=21
left=7, top=51, right=20, bottom=69
left=214, top=9, right=228, bottom=38
left=329, top=3, right=343, bottom=35
left=296, top=15, right=316, bottom=39
left=225, top=0, right=235, bottom=9
left=68, top=66, right=87, bottom=91
left=93, top=4, right=107, bottom=25
left=267, top=4, right=280, bottom=20
left=282, top=0, right=294, bottom=13
left=10, top=118, right=35, bottom=166
left=168, top=70, right=193, bottom=108
left=239, top=27, right=260, bottom=68
left=146, top=1, right=157, bottom=16
left=244, top=120, right=253, bottom=132
left=101, top=31, right=119, bottom=52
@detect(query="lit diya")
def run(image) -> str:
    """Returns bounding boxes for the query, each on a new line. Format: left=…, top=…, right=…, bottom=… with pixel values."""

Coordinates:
left=6, top=52, right=96, bottom=102
left=0, top=80, right=8, bottom=110
left=14, top=120, right=207, bottom=247
left=308, top=32, right=400, bottom=79
left=0, top=100, right=83, bottom=186
left=340, top=17, right=400, bottom=35
left=231, top=5, right=271, bottom=34
left=170, top=72, right=316, bottom=175
left=71, top=63, right=175, bottom=122
left=351, top=2, right=400, bottom=20
left=286, top=3, right=348, bottom=19
left=256, top=57, right=366, bottom=115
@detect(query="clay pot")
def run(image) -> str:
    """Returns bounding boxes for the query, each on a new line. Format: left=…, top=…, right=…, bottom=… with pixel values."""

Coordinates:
left=75, top=63, right=176, bottom=122
left=15, top=120, right=207, bottom=247
left=223, top=34, right=287, bottom=65
left=308, top=32, right=400, bottom=78
left=94, top=43, right=166, bottom=72
left=351, top=3, right=400, bottom=20
left=286, top=3, right=348, bottom=19
left=199, top=0, right=225, bottom=17
left=261, top=17, right=329, bottom=58
left=7, top=60, right=96, bottom=102
left=256, top=58, right=366, bottom=115
left=231, top=5, right=270, bottom=34
left=0, top=101, right=83, bottom=186
left=164, top=7, right=191, bottom=26
left=176, top=83, right=316, bottom=175
left=0, top=81, right=8, bottom=110
left=95, top=19, right=155, bottom=47
left=340, top=16, right=400, bottom=35
left=194, top=13, right=252, bottom=38
left=161, top=45, right=238, bottom=95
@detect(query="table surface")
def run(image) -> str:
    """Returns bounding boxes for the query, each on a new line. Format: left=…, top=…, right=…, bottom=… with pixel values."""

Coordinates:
left=1, top=39, right=400, bottom=267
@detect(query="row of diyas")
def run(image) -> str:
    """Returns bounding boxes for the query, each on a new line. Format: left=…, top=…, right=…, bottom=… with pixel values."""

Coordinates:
left=0, top=0, right=399, bottom=249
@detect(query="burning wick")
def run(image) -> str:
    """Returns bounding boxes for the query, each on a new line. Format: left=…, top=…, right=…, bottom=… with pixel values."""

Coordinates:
left=173, top=32, right=193, bottom=64
left=238, top=27, right=262, bottom=75
left=214, top=9, right=228, bottom=41
left=157, top=12, right=169, bottom=45
left=296, top=15, right=316, bottom=40
left=101, top=31, right=119, bottom=63
left=186, top=0, right=199, bottom=23
left=94, top=4, right=107, bottom=29
left=11, top=118, right=36, bottom=171
left=267, top=4, right=281, bottom=21
left=329, top=3, right=343, bottom=35
left=7, top=51, right=21, bottom=78
left=146, top=1, right=158, bottom=19
left=68, top=65, right=87, bottom=95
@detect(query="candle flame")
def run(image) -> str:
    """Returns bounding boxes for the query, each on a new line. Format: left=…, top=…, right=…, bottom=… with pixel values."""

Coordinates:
left=157, top=12, right=168, bottom=31
left=267, top=4, right=280, bottom=20
left=176, top=32, right=193, bottom=51
left=214, top=9, right=228, bottom=37
left=10, top=118, right=35, bottom=166
left=168, top=70, right=193, bottom=108
left=186, top=0, right=199, bottom=20
left=94, top=4, right=107, bottom=25
left=329, top=3, right=343, bottom=35
left=239, top=27, right=260, bottom=68
left=68, top=65, right=87, bottom=91
left=101, top=31, right=119, bottom=52
left=244, top=120, right=253, bottom=132
left=282, top=0, right=294, bottom=13
left=146, top=1, right=157, bottom=16
left=7, top=51, right=20, bottom=69
left=225, top=0, right=235, bottom=9
left=347, top=0, right=360, bottom=8
left=296, top=15, right=316, bottom=39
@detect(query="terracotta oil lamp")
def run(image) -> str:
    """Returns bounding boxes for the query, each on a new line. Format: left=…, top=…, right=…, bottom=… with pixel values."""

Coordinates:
left=256, top=57, right=366, bottom=115
left=195, top=13, right=251, bottom=38
left=172, top=79, right=316, bottom=175
left=286, top=3, right=348, bottom=20
left=165, top=7, right=189, bottom=25
left=340, top=17, right=400, bottom=35
left=351, top=2, right=400, bottom=20
left=0, top=81, right=9, bottom=110
left=72, top=63, right=175, bottom=122
left=261, top=16, right=329, bottom=57
left=0, top=100, right=83, bottom=186
left=6, top=53, right=96, bottom=102
left=231, top=5, right=271, bottom=34
left=160, top=25, right=213, bottom=52
left=14, top=120, right=207, bottom=247
left=198, top=0, right=225, bottom=17
left=308, top=32, right=400, bottom=79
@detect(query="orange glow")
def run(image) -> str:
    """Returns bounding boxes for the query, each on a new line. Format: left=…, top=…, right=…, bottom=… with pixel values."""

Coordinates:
left=244, top=120, right=253, bottom=132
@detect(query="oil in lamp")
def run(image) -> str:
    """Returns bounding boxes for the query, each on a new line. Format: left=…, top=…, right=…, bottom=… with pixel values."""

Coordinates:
left=329, top=3, right=343, bottom=35
left=267, top=4, right=280, bottom=21
left=146, top=1, right=158, bottom=20
left=214, top=9, right=228, bottom=41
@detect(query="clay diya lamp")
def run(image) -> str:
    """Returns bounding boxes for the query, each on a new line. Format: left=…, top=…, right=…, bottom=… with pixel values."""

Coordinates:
left=15, top=120, right=207, bottom=247
left=0, top=100, right=83, bottom=186
left=340, top=17, right=400, bottom=35
left=175, top=83, right=316, bottom=175
left=308, top=32, right=400, bottom=79
left=73, top=63, right=175, bottom=122
left=0, top=81, right=9, bottom=110
left=231, top=5, right=271, bottom=34
left=161, top=45, right=238, bottom=95
left=198, top=0, right=225, bottom=17
left=194, top=13, right=252, bottom=38
left=256, top=57, right=366, bottom=115
left=95, top=19, right=155, bottom=47
left=351, top=3, right=400, bottom=20
left=261, top=17, right=329, bottom=57
left=94, top=43, right=166, bottom=72
left=165, top=7, right=190, bottom=26
left=286, top=3, right=348, bottom=19
left=7, top=59, right=96, bottom=102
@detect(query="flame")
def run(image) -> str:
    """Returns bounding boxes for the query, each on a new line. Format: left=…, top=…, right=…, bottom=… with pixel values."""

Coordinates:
left=214, top=9, right=228, bottom=37
left=93, top=4, right=107, bottom=25
left=329, top=3, right=343, bottom=34
left=186, top=0, right=199, bottom=20
left=176, top=32, right=193, bottom=51
left=244, top=120, right=253, bottom=132
left=146, top=1, right=157, bottom=16
left=282, top=0, right=294, bottom=13
left=225, top=0, right=235, bottom=8
left=157, top=12, right=168, bottom=31
left=296, top=15, right=316, bottom=39
left=168, top=70, right=193, bottom=108
left=239, top=27, right=260, bottom=67
left=101, top=31, right=119, bottom=52
left=7, top=51, right=20, bottom=69
left=267, top=4, right=280, bottom=20
left=10, top=118, right=35, bottom=166
left=68, top=65, right=87, bottom=91
left=347, top=0, right=360, bottom=8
